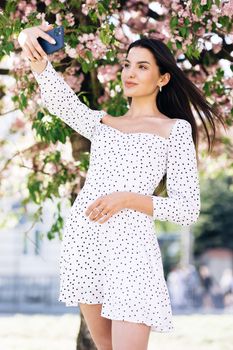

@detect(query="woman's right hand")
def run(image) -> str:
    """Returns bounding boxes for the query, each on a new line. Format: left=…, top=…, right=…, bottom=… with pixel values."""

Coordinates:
left=18, top=23, right=55, bottom=62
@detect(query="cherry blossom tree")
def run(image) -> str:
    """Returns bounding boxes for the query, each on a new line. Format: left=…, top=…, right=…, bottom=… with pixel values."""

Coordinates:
left=0, top=1, right=232, bottom=348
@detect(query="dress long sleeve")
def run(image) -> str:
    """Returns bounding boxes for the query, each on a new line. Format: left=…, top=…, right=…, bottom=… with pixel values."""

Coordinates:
left=32, top=59, right=106, bottom=141
left=152, top=120, right=201, bottom=226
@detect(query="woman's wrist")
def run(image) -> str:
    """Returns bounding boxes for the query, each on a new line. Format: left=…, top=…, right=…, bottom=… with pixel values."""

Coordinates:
left=30, top=59, right=48, bottom=74
left=124, top=192, right=154, bottom=217
left=123, top=191, right=136, bottom=208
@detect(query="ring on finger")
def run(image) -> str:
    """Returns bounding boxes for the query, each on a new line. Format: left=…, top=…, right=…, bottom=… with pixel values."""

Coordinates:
left=92, top=207, right=101, bottom=218
left=94, top=207, right=105, bottom=218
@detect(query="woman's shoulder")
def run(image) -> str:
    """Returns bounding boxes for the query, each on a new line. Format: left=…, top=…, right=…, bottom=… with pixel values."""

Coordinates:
left=175, top=118, right=192, bottom=132
left=168, top=119, right=193, bottom=145
left=175, top=118, right=192, bottom=126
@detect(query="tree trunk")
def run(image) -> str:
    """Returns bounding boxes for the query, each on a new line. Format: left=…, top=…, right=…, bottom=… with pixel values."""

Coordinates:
left=76, top=311, right=98, bottom=350
left=70, top=69, right=100, bottom=350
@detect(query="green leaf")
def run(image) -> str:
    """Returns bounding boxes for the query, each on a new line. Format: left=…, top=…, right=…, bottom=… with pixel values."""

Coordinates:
left=37, top=111, right=44, bottom=120
left=5, top=0, right=17, bottom=14
left=82, top=95, right=90, bottom=107
left=81, top=60, right=89, bottom=73
left=20, top=93, right=27, bottom=109
left=179, top=27, right=187, bottom=37
left=86, top=50, right=93, bottom=62
left=170, top=16, right=178, bottom=29
left=98, top=3, right=106, bottom=16
left=176, top=41, right=182, bottom=49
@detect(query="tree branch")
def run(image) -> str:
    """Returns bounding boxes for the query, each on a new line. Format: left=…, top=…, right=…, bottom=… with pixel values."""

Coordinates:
left=0, top=142, right=49, bottom=175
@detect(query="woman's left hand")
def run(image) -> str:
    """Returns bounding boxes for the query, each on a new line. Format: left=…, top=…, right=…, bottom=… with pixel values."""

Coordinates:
left=85, top=191, right=129, bottom=224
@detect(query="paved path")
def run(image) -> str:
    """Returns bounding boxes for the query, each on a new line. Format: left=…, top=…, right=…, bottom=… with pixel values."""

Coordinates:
left=0, top=313, right=232, bottom=350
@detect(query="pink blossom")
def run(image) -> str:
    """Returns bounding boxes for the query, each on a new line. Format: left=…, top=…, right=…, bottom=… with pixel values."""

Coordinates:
left=81, top=1, right=98, bottom=16
left=212, top=43, right=222, bottom=54
left=36, top=13, right=46, bottom=21
left=116, top=52, right=127, bottom=62
left=126, top=0, right=149, bottom=4
left=86, top=0, right=98, bottom=4
left=48, top=50, right=67, bottom=62
left=192, top=14, right=199, bottom=21
left=76, top=44, right=86, bottom=59
left=196, top=27, right=206, bottom=36
left=15, top=0, right=37, bottom=22
left=65, top=13, right=75, bottom=27
left=114, top=27, right=129, bottom=44
left=221, top=0, right=233, bottom=16
left=76, top=33, right=108, bottom=60
left=97, top=64, right=121, bottom=84
left=171, top=2, right=182, bottom=11
left=66, top=46, right=78, bottom=58
left=18, top=1, right=27, bottom=11
left=63, top=73, right=84, bottom=93
left=56, top=13, right=63, bottom=26
left=125, top=0, right=148, bottom=16
left=224, top=77, right=233, bottom=89
left=178, top=18, right=184, bottom=25
left=162, top=0, right=173, bottom=6
left=11, top=117, right=26, bottom=131
left=39, top=0, right=52, bottom=4
left=91, top=37, right=107, bottom=59
left=182, top=10, right=190, bottom=17
left=97, top=94, right=110, bottom=104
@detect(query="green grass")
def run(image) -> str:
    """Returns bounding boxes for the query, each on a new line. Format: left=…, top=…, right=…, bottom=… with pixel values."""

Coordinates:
left=0, top=314, right=232, bottom=350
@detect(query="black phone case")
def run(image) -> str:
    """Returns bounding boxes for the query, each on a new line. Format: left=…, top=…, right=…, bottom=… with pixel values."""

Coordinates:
left=38, top=26, right=64, bottom=54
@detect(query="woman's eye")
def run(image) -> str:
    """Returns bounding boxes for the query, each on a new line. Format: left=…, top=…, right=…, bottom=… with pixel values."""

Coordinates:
left=122, top=63, right=147, bottom=70
left=121, top=64, right=147, bottom=70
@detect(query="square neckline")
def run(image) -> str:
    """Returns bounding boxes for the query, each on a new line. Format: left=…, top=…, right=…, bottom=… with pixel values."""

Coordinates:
left=99, top=115, right=181, bottom=142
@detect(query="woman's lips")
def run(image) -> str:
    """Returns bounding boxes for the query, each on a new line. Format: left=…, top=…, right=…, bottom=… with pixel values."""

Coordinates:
left=125, top=82, right=138, bottom=88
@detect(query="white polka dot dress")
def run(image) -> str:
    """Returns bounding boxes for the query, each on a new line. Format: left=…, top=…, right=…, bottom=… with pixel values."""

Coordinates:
left=32, top=60, right=201, bottom=332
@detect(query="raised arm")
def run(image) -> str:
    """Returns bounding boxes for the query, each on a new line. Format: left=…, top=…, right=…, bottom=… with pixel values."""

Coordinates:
left=32, top=59, right=106, bottom=141
left=18, top=23, right=106, bottom=141
left=151, top=119, right=201, bottom=226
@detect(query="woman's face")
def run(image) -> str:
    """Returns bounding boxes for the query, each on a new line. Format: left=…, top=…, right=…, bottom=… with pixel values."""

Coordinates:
left=121, top=46, right=162, bottom=98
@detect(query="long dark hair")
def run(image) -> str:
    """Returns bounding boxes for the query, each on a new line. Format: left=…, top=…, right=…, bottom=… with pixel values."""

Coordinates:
left=125, top=37, right=226, bottom=195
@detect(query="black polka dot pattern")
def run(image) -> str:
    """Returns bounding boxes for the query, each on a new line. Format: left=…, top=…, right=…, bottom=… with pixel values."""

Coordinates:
left=33, top=60, right=106, bottom=140
left=32, top=60, right=201, bottom=333
left=151, top=119, right=201, bottom=226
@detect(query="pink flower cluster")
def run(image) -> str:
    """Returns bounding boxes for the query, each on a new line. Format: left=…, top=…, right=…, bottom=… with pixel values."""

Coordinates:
left=221, top=0, right=233, bottom=16
left=114, top=27, right=130, bottom=45
left=97, top=63, right=121, bottom=84
left=13, top=0, right=37, bottom=23
left=41, top=0, right=52, bottom=5
left=65, top=32, right=108, bottom=60
left=76, top=32, right=108, bottom=60
left=63, top=68, right=84, bottom=93
left=81, top=0, right=99, bottom=16
left=56, top=12, right=75, bottom=27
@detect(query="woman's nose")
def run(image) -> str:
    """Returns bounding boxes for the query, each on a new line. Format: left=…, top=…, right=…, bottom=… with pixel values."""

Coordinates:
left=128, top=70, right=136, bottom=78
left=126, top=66, right=136, bottom=77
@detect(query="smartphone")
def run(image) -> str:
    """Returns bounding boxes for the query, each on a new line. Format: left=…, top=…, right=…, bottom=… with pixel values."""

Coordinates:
left=38, top=26, right=64, bottom=55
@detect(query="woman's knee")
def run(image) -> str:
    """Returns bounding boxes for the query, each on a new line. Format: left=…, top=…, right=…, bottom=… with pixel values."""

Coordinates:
left=79, top=303, right=112, bottom=350
left=111, top=319, right=151, bottom=350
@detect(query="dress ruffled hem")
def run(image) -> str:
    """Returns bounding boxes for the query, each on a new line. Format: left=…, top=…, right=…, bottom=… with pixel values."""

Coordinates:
left=58, top=295, right=174, bottom=333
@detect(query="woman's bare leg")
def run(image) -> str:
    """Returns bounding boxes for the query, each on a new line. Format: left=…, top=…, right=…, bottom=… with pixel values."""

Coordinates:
left=79, top=303, right=112, bottom=350
left=112, top=319, right=151, bottom=350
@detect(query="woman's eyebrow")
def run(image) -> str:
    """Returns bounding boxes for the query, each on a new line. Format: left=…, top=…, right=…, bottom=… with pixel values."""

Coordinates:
left=122, top=59, right=151, bottom=64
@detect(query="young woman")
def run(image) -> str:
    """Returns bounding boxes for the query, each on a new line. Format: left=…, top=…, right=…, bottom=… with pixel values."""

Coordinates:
left=18, top=23, right=224, bottom=350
